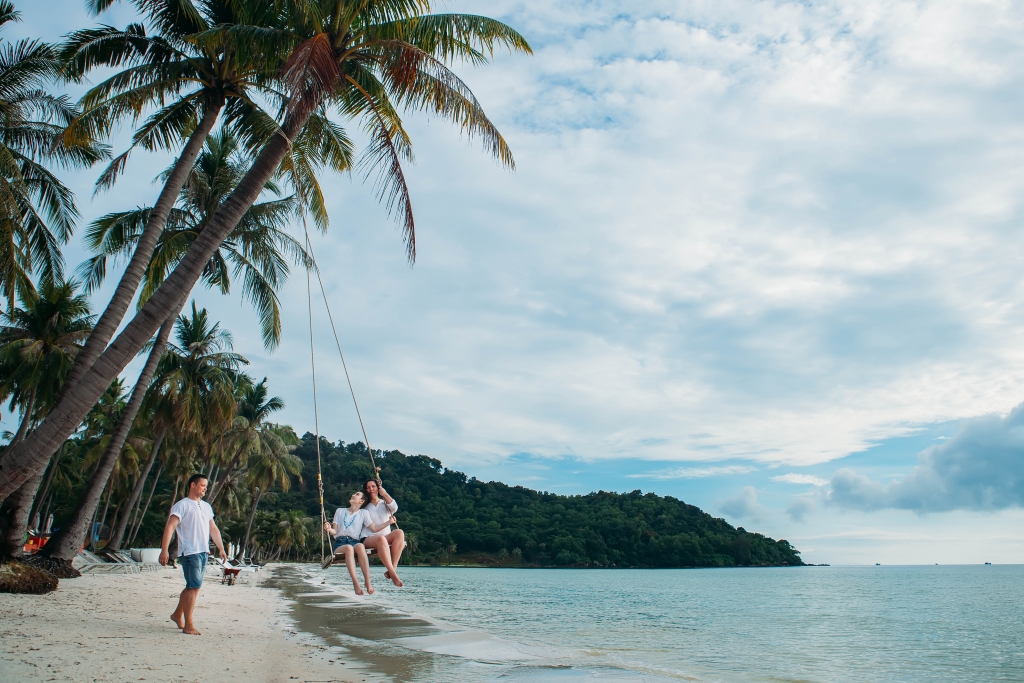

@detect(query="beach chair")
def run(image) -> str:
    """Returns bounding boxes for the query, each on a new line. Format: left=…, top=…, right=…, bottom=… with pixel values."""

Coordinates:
left=73, top=549, right=138, bottom=575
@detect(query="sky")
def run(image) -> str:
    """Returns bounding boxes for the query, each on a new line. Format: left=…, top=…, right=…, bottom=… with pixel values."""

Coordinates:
left=8, top=0, right=1024, bottom=565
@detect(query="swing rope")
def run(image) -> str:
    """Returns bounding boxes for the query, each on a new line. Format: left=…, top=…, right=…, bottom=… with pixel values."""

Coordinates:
left=301, top=217, right=392, bottom=564
left=305, top=248, right=327, bottom=563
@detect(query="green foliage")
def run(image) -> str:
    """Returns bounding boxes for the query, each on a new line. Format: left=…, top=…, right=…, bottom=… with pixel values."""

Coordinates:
left=255, top=435, right=803, bottom=568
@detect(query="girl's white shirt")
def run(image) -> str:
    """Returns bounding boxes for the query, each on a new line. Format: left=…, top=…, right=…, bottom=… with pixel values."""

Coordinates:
left=363, top=498, right=398, bottom=537
left=332, top=507, right=372, bottom=538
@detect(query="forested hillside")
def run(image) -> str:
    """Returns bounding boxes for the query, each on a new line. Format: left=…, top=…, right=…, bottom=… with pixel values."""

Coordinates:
left=239, top=436, right=803, bottom=568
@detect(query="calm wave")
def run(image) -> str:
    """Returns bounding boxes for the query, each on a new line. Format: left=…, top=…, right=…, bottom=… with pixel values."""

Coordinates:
left=310, top=565, right=1024, bottom=682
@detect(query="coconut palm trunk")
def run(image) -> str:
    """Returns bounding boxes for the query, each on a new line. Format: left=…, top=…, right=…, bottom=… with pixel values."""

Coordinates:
left=7, top=389, right=36, bottom=451
left=32, top=445, right=63, bottom=524
left=0, top=104, right=224, bottom=508
left=39, top=309, right=178, bottom=569
left=58, top=101, right=224, bottom=403
left=0, top=468, right=45, bottom=558
left=242, top=487, right=263, bottom=558
left=0, top=110, right=307, bottom=500
left=106, top=425, right=166, bottom=551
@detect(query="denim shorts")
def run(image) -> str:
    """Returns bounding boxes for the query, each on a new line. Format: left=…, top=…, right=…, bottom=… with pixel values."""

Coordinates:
left=180, top=552, right=208, bottom=589
left=332, top=536, right=365, bottom=551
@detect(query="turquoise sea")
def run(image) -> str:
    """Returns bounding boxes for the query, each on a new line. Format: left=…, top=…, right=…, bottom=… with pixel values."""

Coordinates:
left=282, top=564, right=1024, bottom=682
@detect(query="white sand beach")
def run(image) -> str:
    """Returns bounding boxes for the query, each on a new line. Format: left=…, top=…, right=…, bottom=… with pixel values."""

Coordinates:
left=0, top=565, right=375, bottom=683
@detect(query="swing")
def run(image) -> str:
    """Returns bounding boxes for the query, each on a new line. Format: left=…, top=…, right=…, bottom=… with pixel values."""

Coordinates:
left=299, top=222, right=392, bottom=571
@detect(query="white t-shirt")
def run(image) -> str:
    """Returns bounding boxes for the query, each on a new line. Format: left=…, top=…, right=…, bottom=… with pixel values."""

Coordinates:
left=170, top=497, right=215, bottom=557
left=363, top=498, right=397, bottom=537
left=333, top=508, right=371, bottom=539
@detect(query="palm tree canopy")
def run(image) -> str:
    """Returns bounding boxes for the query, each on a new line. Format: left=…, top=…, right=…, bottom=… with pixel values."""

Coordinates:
left=0, top=1, right=108, bottom=308
left=78, top=127, right=310, bottom=348
left=203, top=0, right=532, bottom=263
left=152, top=301, right=246, bottom=446
left=247, top=422, right=302, bottom=494
left=61, top=0, right=290, bottom=190
left=0, top=279, right=94, bottom=417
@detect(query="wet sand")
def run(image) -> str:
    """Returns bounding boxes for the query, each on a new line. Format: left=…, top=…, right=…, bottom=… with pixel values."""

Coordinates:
left=275, top=565, right=550, bottom=683
left=0, top=563, right=382, bottom=683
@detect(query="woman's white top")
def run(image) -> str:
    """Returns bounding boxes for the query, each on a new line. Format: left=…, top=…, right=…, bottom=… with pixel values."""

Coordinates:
left=332, top=507, right=371, bottom=539
left=363, top=498, right=398, bottom=537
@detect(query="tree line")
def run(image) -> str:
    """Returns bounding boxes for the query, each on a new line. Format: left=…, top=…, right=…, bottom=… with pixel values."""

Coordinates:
left=248, top=436, right=805, bottom=568
left=0, top=0, right=531, bottom=581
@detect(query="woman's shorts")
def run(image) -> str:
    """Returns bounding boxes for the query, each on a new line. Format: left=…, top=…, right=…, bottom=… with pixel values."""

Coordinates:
left=332, top=536, right=366, bottom=551
left=180, top=552, right=208, bottom=589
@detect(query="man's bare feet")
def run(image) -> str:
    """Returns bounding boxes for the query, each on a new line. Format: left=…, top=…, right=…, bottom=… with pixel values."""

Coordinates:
left=366, top=583, right=375, bottom=595
left=352, top=580, right=364, bottom=595
left=170, top=612, right=184, bottom=629
left=182, top=625, right=201, bottom=635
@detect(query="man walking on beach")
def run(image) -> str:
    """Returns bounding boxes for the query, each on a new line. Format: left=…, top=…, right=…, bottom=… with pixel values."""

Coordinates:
left=159, top=473, right=227, bottom=635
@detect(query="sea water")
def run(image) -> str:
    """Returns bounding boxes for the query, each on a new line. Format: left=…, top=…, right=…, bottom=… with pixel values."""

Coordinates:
left=303, top=564, right=1024, bottom=682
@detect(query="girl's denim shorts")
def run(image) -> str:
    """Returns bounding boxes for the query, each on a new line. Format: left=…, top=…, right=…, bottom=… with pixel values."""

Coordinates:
left=332, top=535, right=366, bottom=550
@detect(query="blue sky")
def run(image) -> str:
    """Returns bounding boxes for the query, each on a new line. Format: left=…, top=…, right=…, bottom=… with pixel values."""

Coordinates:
left=8, top=0, right=1024, bottom=565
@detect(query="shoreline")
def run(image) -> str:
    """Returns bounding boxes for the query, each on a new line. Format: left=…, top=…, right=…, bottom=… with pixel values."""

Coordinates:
left=0, top=563, right=381, bottom=683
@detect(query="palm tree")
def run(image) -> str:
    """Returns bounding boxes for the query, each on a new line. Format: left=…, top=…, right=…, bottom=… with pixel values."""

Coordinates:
left=55, top=0, right=288, bottom=399
left=0, top=1, right=106, bottom=310
left=276, top=509, right=311, bottom=561
left=241, top=423, right=301, bottom=558
left=0, top=0, right=530, bottom=500
left=208, top=376, right=284, bottom=504
left=0, top=280, right=93, bottom=558
left=0, top=281, right=93, bottom=444
left=156, top=303, right=246, bottom=452
left=80, top=127, right=309, bottom=349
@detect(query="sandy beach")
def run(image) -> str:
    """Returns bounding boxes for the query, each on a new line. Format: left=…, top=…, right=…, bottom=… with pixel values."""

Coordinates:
left=0, top=564, right=380, bottom=683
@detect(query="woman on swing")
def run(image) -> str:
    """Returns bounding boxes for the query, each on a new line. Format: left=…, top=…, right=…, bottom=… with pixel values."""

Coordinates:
left=362, top=478, right=405, bottom=587
left=323, top=490, right=395, bottom=594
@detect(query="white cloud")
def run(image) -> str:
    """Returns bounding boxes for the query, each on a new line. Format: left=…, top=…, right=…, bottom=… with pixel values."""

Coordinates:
left=786, top=496, right=817, bottom=523
left=773, top=474, right=830, bottom=486
left=628, top=465, right=757, bottom=480
left=720, top=487, right=767, bottom=521
left=17, top=0, right=1024, bottom=480
left=826, top=403, right=1024, bottom=513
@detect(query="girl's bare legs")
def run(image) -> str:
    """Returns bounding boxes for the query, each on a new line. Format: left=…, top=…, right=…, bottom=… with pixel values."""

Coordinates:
left=366, top=535, right=402, bottom=586
left=342, top=546, right=363, bottom=595
left=355, top=544, right=374, bottom=594
left=383, top=529, right=406, bottom=581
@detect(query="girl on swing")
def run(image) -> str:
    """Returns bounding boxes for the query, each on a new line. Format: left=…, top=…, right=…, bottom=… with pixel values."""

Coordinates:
left=362, top=479, right=405, bottom=587
left=323, top=490, right=395, bottom=595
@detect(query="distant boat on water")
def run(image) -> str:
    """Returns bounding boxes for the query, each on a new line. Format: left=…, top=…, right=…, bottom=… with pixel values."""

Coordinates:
left=985, top=562, right=992, bottom=565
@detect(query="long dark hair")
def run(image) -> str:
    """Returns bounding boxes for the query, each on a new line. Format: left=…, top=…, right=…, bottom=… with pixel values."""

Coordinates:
left=362, top=479, right=380, bottom=507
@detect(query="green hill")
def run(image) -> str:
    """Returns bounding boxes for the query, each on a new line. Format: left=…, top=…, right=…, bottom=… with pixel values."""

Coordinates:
left=252, top=435, right=803, bottom=568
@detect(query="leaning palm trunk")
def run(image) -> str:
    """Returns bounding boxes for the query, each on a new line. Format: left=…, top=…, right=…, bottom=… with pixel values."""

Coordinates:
left=242, top=487, right=263, bottom=558
left=7, top=390, right=36, bottom=452
left=32, top=445, right=64, bottom=525
left=0, top=108, right=308, bottom=500
left=39, top=311, right=178, bottom=568
left=106, top=426, right=166, bottom=551
left=58, top=102, right=226, bottom=403
left=0, top=103, right=225, bottom=507
left=0, top=468, right=45, bottom=558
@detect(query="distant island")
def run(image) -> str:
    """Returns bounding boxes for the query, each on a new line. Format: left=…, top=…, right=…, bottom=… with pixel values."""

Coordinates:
left=246, top=435, right=804, bottom=569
